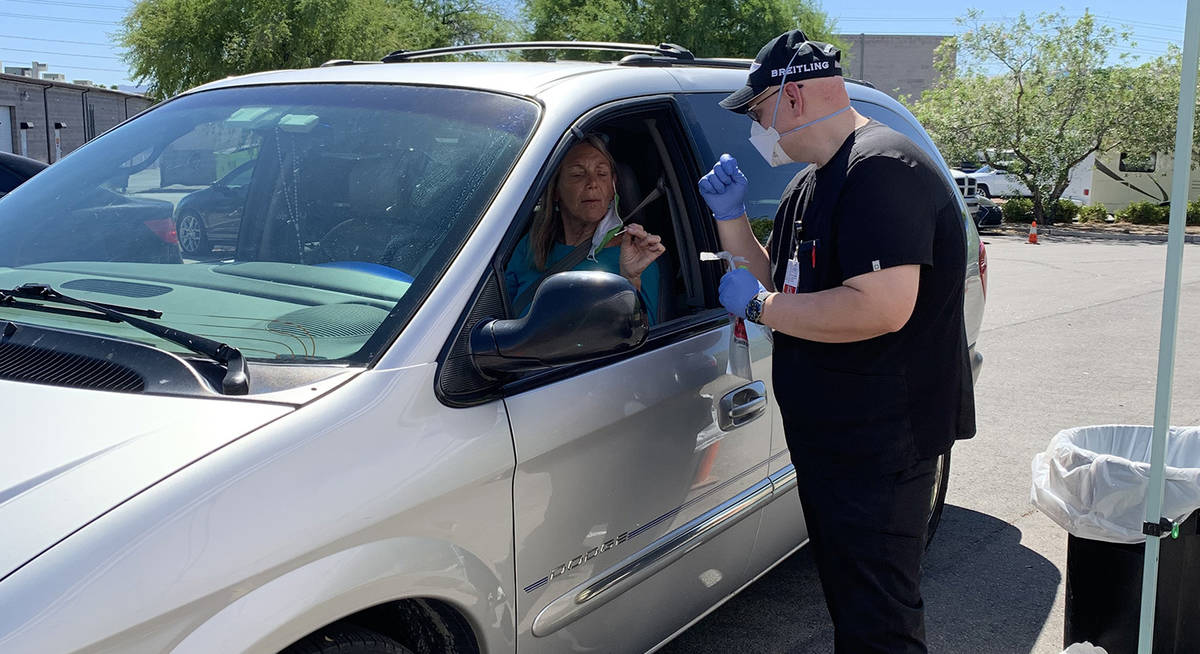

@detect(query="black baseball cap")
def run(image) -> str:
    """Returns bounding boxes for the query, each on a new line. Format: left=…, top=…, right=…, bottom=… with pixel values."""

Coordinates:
left=720, top=30, right=843, bottom=113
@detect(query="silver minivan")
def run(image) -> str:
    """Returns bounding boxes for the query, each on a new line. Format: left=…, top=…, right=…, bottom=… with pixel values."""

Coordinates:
left=0, top=43, right=985, bottom=654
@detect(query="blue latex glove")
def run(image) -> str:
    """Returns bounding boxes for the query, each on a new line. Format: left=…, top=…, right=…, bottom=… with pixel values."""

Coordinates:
left=698, top=154, right=749, bottom=221
left=719, top=268, right=765, bottom=319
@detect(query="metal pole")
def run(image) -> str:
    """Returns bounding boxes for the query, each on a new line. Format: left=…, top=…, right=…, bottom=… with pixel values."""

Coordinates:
left=1139, top=1, right=1200, bottom=651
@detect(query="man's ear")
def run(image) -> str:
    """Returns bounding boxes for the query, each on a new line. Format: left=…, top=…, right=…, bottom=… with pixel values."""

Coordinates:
left=782, top=82, right=804, bottom=118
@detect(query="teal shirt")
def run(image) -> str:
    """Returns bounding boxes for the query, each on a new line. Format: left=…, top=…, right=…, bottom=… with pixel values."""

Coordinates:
left=505, top=235, right=660, bottom=323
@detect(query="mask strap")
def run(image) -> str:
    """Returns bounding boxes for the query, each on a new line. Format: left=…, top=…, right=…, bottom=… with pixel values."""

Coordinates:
left=769, top=46, right=804, bottom=129
left=780, top=105, right=851, bottom=137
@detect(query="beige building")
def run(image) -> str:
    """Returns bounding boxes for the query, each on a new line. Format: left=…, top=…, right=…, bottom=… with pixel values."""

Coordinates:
left=837, top=34, right=954, bottom=101
left=0, top=72, right=153, bottom=163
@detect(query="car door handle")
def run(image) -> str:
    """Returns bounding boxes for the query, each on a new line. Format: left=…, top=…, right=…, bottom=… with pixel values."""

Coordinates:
left=718, top=381, right=767, bottom=430
left=730, top=395, right=766, bottom=419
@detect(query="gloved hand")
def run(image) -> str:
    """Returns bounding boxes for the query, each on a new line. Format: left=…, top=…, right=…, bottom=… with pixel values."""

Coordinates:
left=698, top=154, right=749, bottom=221
left=719, top=268, right=765, bottom=319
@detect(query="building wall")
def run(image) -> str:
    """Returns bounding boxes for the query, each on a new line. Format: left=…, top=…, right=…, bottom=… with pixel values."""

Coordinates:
left=837, top=34, right=954, bottom=101
left=87, top=92, right=126, bottom=138
left=45, top=86, right=85, bottom=161
left=125, top=96, right=153, bottom=118
left=0, top=77, right=49, bottom=159
left=0, top=74, right=153, bottom=163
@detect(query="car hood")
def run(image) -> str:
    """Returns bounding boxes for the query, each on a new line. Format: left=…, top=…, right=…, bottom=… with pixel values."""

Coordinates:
left=0, top=379, right=293, bottom=581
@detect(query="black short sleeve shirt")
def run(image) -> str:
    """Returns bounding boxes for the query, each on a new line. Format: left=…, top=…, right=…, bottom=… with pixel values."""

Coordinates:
left=766, top=120, right=976, bottom=471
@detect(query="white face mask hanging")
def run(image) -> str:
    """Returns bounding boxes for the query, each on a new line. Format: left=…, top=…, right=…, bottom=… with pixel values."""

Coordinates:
left=588, top=180, right=622, bottom=261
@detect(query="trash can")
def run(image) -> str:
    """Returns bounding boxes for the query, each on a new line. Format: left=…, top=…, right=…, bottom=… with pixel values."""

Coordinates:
left=1031, top=425, right=1200, bottom=653
left=1064, top=511, right=1199, bottom=652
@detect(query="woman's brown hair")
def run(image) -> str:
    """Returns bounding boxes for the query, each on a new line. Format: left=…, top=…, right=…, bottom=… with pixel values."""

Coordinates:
left=527, top=133, right=618, bottom=271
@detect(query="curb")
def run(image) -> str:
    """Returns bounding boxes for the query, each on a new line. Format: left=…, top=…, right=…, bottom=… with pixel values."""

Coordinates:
left=979, top=225, right=1200, bottom=244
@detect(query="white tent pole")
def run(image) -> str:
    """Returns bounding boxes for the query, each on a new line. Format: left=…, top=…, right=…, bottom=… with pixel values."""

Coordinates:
left=1138, top=1, right=1200, bottom=652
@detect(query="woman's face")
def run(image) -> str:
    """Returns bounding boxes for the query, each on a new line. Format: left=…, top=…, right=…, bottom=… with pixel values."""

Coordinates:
left=556, top=143, right=615, bottom=225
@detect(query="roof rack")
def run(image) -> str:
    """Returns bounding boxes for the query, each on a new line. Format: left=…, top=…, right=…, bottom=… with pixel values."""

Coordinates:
left=365, top=42, right=877, bottom=86
left=382, top=41, right=695, bottom=63
left=845, top=77, right=877, bottom=89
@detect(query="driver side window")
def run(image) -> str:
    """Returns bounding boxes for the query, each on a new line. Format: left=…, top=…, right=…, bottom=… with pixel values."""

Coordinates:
left=502, top=108, right=711, bottom=327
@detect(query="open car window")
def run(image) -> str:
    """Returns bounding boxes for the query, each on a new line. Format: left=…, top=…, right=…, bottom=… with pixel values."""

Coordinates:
left=501, top=108, right=711, bottom=328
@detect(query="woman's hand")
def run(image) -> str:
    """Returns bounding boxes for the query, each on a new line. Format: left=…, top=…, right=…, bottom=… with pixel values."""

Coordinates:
left=619, top=223, right=666, bottom=289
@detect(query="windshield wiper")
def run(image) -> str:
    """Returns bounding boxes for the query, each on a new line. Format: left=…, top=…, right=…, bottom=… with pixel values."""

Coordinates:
left=0, top=283, right=249, bottom=395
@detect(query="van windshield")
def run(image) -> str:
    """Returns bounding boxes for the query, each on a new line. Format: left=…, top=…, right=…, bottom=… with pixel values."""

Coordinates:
left=0, top=84, right=537, bottom=363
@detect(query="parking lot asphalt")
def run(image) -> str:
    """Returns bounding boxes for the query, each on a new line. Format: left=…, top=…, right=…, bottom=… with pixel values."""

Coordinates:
left=661, top=233, right=1200, bottom=653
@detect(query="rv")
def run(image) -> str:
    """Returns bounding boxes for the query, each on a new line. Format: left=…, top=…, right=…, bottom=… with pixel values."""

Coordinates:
left=1073, top=150, right=1200, bottom=212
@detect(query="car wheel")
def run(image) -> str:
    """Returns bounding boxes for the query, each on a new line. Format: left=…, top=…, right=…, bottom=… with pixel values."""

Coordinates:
left=281, top=625, right=413, bottom=654
left=925, top=450, right=950, bottom=550
left=976, top=184, right=991, bottom=198
left=175, top=211, right=209, bottom=256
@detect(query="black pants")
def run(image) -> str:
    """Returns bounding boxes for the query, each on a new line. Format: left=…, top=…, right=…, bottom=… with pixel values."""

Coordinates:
left=795, top=455, right=938, bottom=654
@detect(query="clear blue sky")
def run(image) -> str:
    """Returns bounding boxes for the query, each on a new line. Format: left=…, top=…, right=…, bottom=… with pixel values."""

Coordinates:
left=0, top=0, right=1188, bottom=90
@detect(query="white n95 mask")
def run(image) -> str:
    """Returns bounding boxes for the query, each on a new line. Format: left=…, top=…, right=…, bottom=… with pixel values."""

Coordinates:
left=748, top=104, right=852, bottom=167
left=749, top=121, right=794, bottom=168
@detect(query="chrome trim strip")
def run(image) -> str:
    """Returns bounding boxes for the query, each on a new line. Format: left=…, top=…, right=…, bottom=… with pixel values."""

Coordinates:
left=769, top=463, right=797, bottom=495
left=520, top=459, right=770, bottom=595
left=531, top=478, right=773, bottom=637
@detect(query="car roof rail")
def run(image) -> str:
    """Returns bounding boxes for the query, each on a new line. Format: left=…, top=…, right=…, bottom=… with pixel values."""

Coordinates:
left=374, top=43, right=879, bottom=85
left=617, top=54, right=750, bottom=69
left=382, top=41, right=696, bottom=63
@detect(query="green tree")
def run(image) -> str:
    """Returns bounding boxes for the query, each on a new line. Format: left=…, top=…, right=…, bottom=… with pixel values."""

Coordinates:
left=523, top=0, right=843, bottom=60
left=907, top=10, right=1191, bottom=224
left=120, top=0, right=514, bottom=99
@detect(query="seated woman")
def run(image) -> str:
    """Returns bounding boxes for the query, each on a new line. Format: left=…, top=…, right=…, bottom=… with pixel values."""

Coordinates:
left=506, top=134, right=667, bottom=321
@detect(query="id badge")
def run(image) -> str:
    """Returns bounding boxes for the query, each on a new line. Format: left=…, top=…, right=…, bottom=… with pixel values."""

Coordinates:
left=783, top=258, right=799, bottom=294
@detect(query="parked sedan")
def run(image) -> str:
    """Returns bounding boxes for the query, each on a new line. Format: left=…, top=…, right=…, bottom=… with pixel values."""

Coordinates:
left=173, top=160, right=253, bottom=255
left=0, top=151, right=48, bottom=199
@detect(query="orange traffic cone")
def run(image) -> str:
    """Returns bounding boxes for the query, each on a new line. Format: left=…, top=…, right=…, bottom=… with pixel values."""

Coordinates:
left=1027, top=220, right=1039, bottom=245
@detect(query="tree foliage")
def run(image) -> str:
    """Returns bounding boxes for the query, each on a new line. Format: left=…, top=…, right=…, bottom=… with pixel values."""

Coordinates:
left=907, top=10, right=1195, bottom=223
left=523, top=0, right=844, bottom=60
left=120, top=0, right=515, bottom=99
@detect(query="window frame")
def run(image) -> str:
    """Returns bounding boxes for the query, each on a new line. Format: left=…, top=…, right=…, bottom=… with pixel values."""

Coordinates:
left=1119, top=152, right=1157, bottom=174
left=438, top=96, right=734, bottom=404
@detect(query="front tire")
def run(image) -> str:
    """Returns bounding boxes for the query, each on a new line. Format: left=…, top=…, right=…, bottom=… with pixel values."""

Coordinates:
left=175, top=211, right=209, bottom=256
left=925, top=450, right=950, bottom=549
left=976, top=184, right=991, bottom=198
left=281, top=625, right=413, bottom=654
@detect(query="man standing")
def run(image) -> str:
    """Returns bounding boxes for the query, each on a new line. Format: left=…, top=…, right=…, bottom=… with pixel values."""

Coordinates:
left=697, top=30, right=976, bottom=653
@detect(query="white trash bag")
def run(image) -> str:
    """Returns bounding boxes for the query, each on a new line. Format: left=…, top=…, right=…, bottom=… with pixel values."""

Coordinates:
left=1061, top=643, right=1108, bottom=654
left=1031, top=425, right=1200, bottom=544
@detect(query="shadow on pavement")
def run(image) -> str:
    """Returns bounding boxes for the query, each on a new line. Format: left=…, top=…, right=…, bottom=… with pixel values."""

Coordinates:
left=923, top=506, right=1061, bottom=653
left=660, top=506, right=1060, bottom=654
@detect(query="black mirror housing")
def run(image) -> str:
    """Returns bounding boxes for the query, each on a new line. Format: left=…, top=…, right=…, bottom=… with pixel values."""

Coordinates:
left=469, top=270, right=649, bottom=378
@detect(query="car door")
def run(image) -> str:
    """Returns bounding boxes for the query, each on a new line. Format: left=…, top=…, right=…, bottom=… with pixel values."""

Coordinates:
left=207, top=161, right=254, bottom=244
left=675, top=92, right=813, bottom=578
left=505, top=102, right=774, bottom=653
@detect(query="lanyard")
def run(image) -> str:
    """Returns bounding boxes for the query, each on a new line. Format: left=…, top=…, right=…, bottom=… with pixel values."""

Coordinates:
left=790, top=178, right=818, bottom=268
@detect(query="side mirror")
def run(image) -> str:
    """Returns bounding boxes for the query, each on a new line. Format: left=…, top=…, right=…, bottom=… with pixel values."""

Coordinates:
left=469, top=270, right=649, bottom=378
